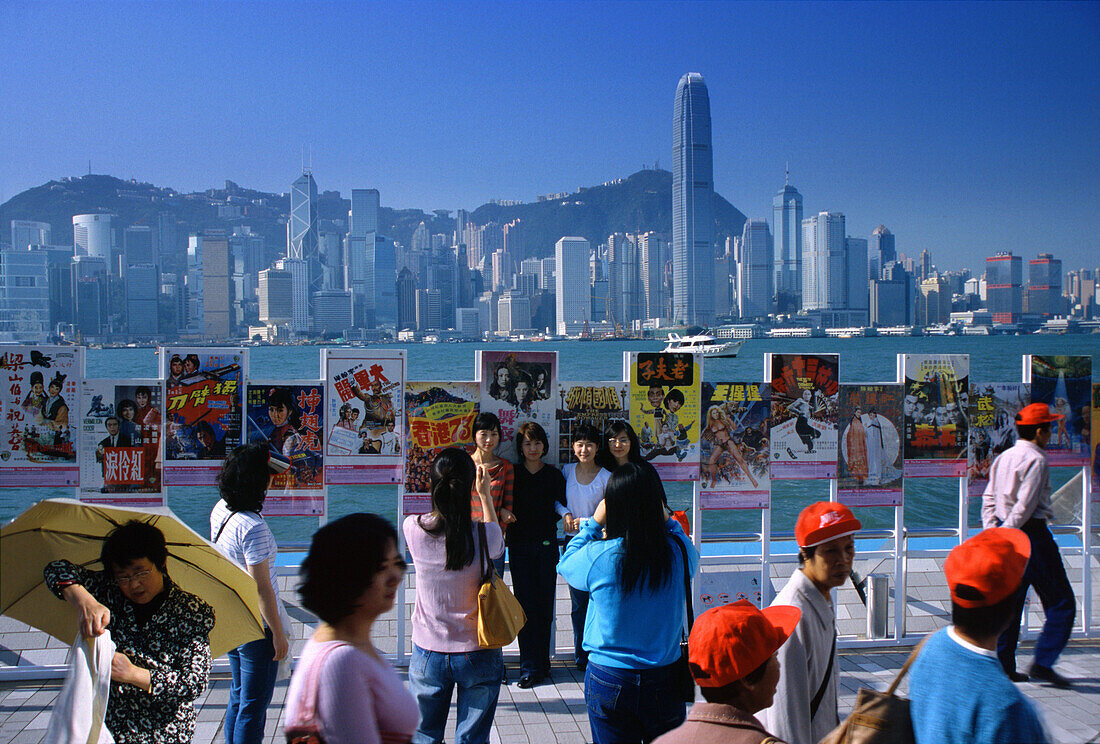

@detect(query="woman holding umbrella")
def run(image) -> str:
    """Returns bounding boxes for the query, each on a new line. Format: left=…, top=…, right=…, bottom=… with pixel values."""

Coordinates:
left=43, top=520, right=216, bottom=743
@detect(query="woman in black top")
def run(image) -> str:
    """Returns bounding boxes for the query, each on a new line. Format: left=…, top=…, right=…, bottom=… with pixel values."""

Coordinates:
left=509, top=420, right=566, bottom=688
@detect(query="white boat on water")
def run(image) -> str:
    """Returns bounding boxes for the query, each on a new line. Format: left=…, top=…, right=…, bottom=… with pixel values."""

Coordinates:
left=661, top=332, right=743, bottom=358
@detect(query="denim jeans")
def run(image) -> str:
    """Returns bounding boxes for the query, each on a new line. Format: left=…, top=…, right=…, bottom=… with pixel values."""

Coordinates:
left=565, top=535, right=590, bottom=668
left=225, top=627, right=279, bottom=744
left=997, top=518, right=1076, bottom=670
left=409, top=644, right=503, bottom=744
left=584, top=661, right=687, bottom=743
left=508, top=540, right=558, bottom=677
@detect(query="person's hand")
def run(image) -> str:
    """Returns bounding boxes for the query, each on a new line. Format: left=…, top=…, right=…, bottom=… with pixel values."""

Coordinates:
left=273, top=632, right=290, bottom=662
left=593, top=499, right=607, bottom=526
left=499, top=507, right=516, bottom=525
left=64, top=585, right=110, bottom=638
left=563, top=512, right=576, bottom=532
left=475, top=464, right=492, bottom=495
left=110, top=651, right=135, bottom=684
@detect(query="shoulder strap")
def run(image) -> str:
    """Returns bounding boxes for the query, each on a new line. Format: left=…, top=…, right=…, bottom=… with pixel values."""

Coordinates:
left=885, top=634, right=931, bottom=696
left=477, top=522, right=492, bottom=583
left=809, top=631, right=836, bottom=720
left=214, top=512, right=234, bottom=544
left=670, top=532, right=694, bottom=630
left=296, top=642, right=347, bottom=730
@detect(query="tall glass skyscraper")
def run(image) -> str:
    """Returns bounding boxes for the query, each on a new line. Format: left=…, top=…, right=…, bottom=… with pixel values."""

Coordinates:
left=290, top=171, right=320, bottom=326
left=672, top=73, right=714, bottom=326
left=772, top=176, right=803, bottom=308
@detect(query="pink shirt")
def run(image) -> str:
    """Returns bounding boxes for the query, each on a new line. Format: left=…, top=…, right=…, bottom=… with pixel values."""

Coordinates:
left=284, top=640, right=417, bottom=744
left=403, top=514, right=504, bottom=652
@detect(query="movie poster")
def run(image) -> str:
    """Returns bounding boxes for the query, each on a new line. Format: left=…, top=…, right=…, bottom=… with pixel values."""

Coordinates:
left=967, top=383, right=1029, bottom=496
left=556, top=381, right=629, bottom=464
left=246, top=382, right=325, bottom=516
left=767, top=354, right=839, bottom=480
left=322, top=349, right=405, bottom=484
left=0, top=346, right=83, bottom=487
left=79, top=379, right=164, bottom=507
left=158, top=347, right=246, bottom=486
left=478, top=350, right=557, bottom=464
left=625, top=352, right=701, bottom=481
left=1025, top=356, right=1092, bottom=466
left=699, top=382, right=770, bottom=510
left=897, top=354, right=969, bottom=477
left=1092, top=384, right=1099, bottom=496
left=404, top=381, right=480, bottom=515
left=837, top=384, right=904, bottom=506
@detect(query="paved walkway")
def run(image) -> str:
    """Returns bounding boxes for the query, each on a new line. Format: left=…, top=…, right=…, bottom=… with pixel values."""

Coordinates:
left=2, top=639, right=1098, bottom=744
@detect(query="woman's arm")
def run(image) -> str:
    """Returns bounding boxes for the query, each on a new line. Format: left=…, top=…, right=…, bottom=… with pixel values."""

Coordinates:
left=248, top=559, right=289, bottom=661
left=497, top=462, right=516, bottom=526
left=557, top=518, right=603, bottom=590
left=45, top=560, right=112, bottom=637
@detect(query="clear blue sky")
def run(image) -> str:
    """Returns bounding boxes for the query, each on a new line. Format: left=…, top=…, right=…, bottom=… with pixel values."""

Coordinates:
left=2, top=1, right=1097, bottom=270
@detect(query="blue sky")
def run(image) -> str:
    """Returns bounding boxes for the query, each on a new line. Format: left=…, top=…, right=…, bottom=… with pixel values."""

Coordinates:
left=2, top=1, right=1097, bottom=270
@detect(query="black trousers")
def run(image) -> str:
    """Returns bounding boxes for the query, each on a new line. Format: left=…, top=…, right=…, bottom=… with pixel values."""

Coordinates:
left=509, top=539, right=559, bottom=676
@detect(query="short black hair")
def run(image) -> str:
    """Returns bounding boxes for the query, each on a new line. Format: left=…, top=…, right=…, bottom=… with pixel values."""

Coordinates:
left=664, top=389, right=685, bottom=407
left=104, top=416, right=119, bottom=427
left=298, top=513, right=398, bottom=624
left=101, top=520, right=168, bottom=576
left=696, top=655, right=770, bottom=703
left=797, top=544, right=818, bottom=566
left=951, top=591, right=1018, bottom=639
left=515, top=421, right=549, bottom=459
left=472, top=412, right=501, bottom=437
left=571, top=422, right=601, bottom=446
left=218, top=442, right=270, bottom=512
left=29, top=371, right=43, bottom=386
left=1015, top=421, right=1050, bottom=442
left=135, top=385, right=151, bottom=398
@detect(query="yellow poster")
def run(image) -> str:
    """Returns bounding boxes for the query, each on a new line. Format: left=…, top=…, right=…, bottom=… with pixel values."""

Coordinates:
left=626, top=352, right=700, bottom=481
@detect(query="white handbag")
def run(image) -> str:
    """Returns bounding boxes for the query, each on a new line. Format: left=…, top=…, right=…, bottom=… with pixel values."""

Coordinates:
left=44, top=631, right=116, bottom=744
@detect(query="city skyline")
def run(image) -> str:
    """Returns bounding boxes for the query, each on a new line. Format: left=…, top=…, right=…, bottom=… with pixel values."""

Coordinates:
left=2, top=2, right=1097, bottom=270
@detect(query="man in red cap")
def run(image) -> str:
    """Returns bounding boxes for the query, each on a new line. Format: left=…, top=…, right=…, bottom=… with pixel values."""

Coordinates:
left=981, top=402, right=1075, bottom=687
left=653, top=599, right=801, bottom=744
left=909, top=528, right=1049, bottom=743
left=759, top=501, right=860, bottom=744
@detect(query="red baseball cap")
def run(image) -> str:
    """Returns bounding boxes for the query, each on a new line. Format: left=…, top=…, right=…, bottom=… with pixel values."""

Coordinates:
left=944, top=528, right=1031, bottom=608
left=795, top=502, right=862, bottom=548
left=1015, top=402, right=1064, bottom=427
left=688, top=599, right=802, bottom=687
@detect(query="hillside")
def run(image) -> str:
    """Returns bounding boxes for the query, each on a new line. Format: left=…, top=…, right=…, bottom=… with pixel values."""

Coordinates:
left=0, top=170, right=746, bottom=261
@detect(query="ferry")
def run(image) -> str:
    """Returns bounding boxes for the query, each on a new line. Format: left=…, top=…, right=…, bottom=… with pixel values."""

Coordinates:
left=661, top=332, right=743, bottom=358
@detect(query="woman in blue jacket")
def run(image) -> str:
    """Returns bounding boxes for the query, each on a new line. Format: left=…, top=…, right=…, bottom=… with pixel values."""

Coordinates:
left=558, top=462, right=699, bottom=744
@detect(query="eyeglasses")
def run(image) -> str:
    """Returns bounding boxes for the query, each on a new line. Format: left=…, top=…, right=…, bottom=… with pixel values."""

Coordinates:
left=114, top=569, right=154, bottom=586
left=608, top=437, right=631, bottom=446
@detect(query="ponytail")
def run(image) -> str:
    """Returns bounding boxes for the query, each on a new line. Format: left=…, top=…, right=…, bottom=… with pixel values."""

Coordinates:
left=422, top=447, right=477, bottom=570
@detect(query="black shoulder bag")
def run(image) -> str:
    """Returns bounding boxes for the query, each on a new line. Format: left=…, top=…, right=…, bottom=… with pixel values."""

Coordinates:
left=670, top=533, right=696, bottom=703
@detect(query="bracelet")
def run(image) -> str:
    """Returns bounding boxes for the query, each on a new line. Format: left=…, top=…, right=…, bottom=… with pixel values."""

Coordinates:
left=54, top=579, right=79, bottom=590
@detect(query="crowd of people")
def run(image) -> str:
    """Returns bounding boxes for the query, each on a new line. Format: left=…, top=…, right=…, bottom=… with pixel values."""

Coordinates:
left=40, top=403, right=1076, bottom=743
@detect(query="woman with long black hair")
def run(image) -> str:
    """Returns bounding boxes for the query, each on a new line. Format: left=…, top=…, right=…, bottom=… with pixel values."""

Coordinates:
left=558, top=462, right=699, bottom=744
left=596, top=420, right=645, bottom=471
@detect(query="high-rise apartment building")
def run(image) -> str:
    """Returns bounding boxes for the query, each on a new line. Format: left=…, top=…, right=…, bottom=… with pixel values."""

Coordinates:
left=1027, top=253, right=1062, bottom=318
left=736, top=219, right=774, bottom=319
left=0, top=249, right=50, bottom=342
left=868, top=225, right=895, bottom=280
left=672, top=72, right=715, bottom=326
left=918, top=276, right=952, bottom=326
left=801, top=212, right=847, bottom=311
left=498, top=292, right=531, bottom=333
left=11, top=220, right=52, bottom=251
left=986, top=252, right=1023, bottom=323
left=202, top=236, right=233, bottom=340
left=258, top=269, right=293, bottom=326
left=555, top=237, right=591, bottom=335
left=73, top=214, right=112, bottom=258
left=772, top=176, right=803, bottom=308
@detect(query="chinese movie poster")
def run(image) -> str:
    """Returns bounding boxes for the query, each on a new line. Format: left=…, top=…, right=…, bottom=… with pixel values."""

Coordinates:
left=1092, top=384, right=1099, bottom=495
left=967, top=383, right=1029, bottom=496
left=478, top=350, right=557, bottom=464
left=1025, top=355, right=1092, bottom=466
left=699, top=382, right=771, bottom=510
left=404, top=381, right=480, bottom=514
left=0, top=346, right=83, bottom=487
left=322, top=349, right=405, bottom=484
left=246, top=382, right=325, bottom=516
left=556, top=381, right=628, bottom=464
left=897, top=354, right=969, bottom=477
left=158, top=347, right=246, bottom=485
left=626, top=352, right=701, bottom=481
left=837, top=384, right=904, bottom=506
left=767, top=353, right=839, bottom=479
left=79, top=380, right=164, bottom=507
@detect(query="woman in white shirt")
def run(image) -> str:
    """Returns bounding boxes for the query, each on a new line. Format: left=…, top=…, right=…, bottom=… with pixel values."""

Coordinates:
left=557, top=423, right=611, bottom=671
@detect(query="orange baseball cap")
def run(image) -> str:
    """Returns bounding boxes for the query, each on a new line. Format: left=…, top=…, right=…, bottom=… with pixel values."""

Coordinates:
left=944, top=528, right=1031, bottom=608
left=795, top=501, right=862, bottom=548
left=688, top=600, right=801, bottom=687
left=1015, top=402, right=1064, bottom=426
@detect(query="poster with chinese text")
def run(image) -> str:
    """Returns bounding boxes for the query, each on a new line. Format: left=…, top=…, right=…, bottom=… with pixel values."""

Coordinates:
left=246, top=381, right=325, bottom=516
left=1025, top=356, right=1091, bottom=466
left=478, top=350, right=557, bottom=464
left=556, top=381, right=629, bottom=464
left=1092, top=384, right=1099, bottom=497
left=0, top=346, right=83, bottom=487
left=404, top=381, right=480, bottom=515
left=158, top=347, right=246, bottom=485
left=322, top=349, right=405, bottom=484
left=837, top=384, right=903, bottom=506
left=897, top=354, right=969, bottom=477
left=699, top=382, right=770, bottom=510
left=767, top=354, right=839, bottom=479
left=967, top=383, right=1029, bottom=496
left=625, top=352, right=701, bottom=481
left=79, top=379, right=164, bottom=507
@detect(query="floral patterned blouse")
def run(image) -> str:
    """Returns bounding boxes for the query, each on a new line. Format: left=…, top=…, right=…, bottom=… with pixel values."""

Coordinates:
left=44, top=560, right=215, bottom=743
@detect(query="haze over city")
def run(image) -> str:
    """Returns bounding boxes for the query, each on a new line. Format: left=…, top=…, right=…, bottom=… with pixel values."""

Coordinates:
left=3, top=1, right=1097, bottom=270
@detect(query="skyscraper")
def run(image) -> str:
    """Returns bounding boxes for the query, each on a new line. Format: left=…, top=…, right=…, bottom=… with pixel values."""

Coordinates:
left=73, top=214, right=112, bottom=258
left=868, top=225, right=895, bottom=280
left=202, top=235, right=233, bottom=340
left=986, top=252, right=1023, bottom=323
left=801, top=212, right=847, bottom=311
left=555, top=237, right=591, bottom=335
left=289, top=171, right=319, bottom=326
left=0, top=250, right=50, bottom=342
left=638, top=232, right=667, bottom=320
left=845, top=236, right=869, bottom=322
left=736, top=219, right=774, bottom=319
left=11, top=220, right=52, bottom=251
left=672, top=72, right=715, bottom=326
left=772, top=174, right=803, bottom=309
left=1027, top=253, right=1062, bottom=318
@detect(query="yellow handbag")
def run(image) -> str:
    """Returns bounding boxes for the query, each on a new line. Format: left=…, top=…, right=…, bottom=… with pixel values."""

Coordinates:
left=476, top=522, right=526, bottom=648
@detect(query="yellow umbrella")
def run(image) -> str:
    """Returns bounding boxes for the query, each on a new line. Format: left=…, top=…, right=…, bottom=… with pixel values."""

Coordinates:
left=1, top=498, right=264, bottom=658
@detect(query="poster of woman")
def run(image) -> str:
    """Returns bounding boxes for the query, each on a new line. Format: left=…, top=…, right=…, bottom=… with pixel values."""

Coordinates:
left=837, top=384, right=904, bottom=506
left=79, top=380, right=165, bottom=507
left=699, top=382, right=770, bottom=509
left=246, top=381, right=325, bottom=516
left=626, top=351, right=700, bottom=481
left=404, top=381, right=480, bottom=514
left=897, top=353, right=969, bottom=477
left=478, top=350, right=557, bottom=464
left=1025, top=355, right=1092, bottom=466
left=767, top=353, right=839, bottom=479
left=967, top=382, right=1029, bottom=496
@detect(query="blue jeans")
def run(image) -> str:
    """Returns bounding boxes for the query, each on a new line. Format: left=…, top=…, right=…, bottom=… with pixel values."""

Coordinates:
left=997, top=518, right=1076, bottom=670
left=409, top=644, right=503, bottom=744
left=584, top=661, right=687, bottom=744
left=225, top=627, right=279, bottom=744
left=566, top=535, right=590, bottom=668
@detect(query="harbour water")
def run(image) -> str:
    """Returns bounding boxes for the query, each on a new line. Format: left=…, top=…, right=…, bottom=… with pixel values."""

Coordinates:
left=1, top=335, right=1095, bottom=544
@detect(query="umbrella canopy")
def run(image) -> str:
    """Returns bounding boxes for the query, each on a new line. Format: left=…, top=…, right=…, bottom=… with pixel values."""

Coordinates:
left=1, top=498, right=264, bottom=658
